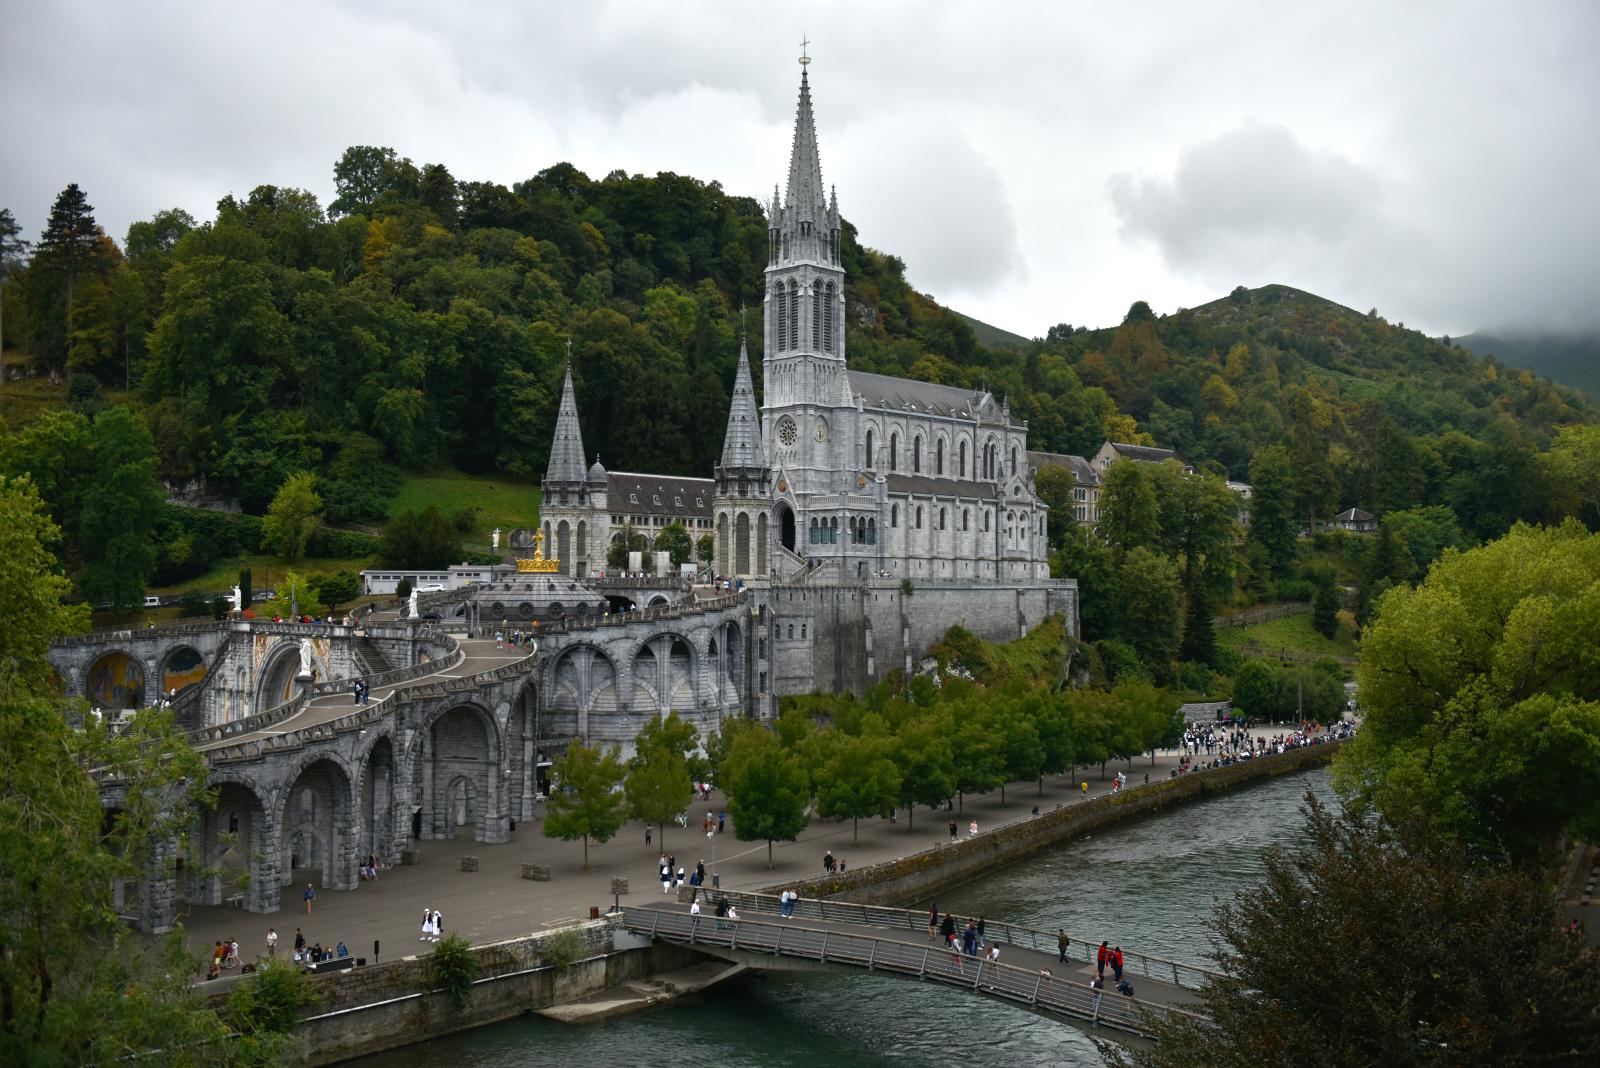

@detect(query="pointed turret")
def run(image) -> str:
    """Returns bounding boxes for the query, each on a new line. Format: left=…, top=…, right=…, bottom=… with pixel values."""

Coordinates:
left=543, top=361, right=587, bottom=487
left=719, top=337, right=766, bottom=471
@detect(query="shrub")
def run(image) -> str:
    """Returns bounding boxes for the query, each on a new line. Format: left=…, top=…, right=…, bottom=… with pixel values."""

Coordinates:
left=228, top=957, right=319, bottom=1040
left=429, top=933, right=476, bottom=1008
left=540, top=926, right=588, bottom=968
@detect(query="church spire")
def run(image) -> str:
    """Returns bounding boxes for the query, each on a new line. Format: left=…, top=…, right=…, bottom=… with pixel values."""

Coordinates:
left=544, top=353, right=587, bottom=486
left=718, top=334, right=766, bottom=472
left=785, top=60, right=826, bottom=222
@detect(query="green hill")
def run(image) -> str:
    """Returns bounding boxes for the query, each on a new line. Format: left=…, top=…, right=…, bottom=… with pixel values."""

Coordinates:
left=1457, top=330, right=1600, bottom=400
left=954, top=310, right=1031, bottom=350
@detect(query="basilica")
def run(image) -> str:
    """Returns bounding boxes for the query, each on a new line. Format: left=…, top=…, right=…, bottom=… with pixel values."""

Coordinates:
left=540, top=63, right=1051, bottom=587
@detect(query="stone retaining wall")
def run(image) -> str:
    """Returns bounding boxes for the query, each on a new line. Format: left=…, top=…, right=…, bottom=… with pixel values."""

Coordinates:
left=768, top=741, right=1344, bottom=907
left=210, top=918, right=699, bottom=1066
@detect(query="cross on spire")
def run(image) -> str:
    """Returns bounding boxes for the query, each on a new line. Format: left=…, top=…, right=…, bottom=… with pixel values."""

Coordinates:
left=799, top=35, right=810, bottom=66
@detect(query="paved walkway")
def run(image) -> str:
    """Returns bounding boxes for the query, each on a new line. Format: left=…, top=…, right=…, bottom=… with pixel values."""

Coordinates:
left=171, top=732, right=1308, bottom=978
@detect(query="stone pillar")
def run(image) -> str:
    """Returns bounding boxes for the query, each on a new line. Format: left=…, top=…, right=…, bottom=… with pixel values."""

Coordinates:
left=520, top=694, right=536, bottom=821
left=139, top=835, right=178, bottom=934
left=328, top=788, right=359, bottom=891
left=247, top=812, right=281, bottom=914
left=184, top=812, right=223, bottom=907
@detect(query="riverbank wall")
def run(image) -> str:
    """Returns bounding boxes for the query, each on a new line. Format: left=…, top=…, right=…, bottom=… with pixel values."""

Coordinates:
left=216, top=918, right=701, bottom=1066
left=769, top=741, right=1343, bottom=908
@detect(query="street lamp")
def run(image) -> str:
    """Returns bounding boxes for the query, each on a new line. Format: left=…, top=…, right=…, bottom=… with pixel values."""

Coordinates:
left=707, top=828, right=718, bottom=889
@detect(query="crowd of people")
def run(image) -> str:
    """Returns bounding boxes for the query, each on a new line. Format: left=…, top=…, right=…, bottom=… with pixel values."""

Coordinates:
left=1168, top=719, right=1359, bottom=777
left=659, top=854, right=710, bottom=892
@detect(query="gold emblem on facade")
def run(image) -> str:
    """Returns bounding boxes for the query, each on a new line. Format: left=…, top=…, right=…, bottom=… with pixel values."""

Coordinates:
left=777, top=479, right=788, bottom=492
left=857, top=475, right=866, bottom=488
left=515, top=530, right=560, bottom=573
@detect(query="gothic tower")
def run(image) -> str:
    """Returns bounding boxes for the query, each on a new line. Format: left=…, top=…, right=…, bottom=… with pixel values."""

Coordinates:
left=763, top=59, right=850, bottom=563
left=713, top=336, right=771, bottom=577
left=539, top=360, right=593, bottom=576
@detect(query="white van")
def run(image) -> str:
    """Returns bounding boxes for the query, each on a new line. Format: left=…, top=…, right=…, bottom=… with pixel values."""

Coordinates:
left=143, top=595, right=162, bottom=609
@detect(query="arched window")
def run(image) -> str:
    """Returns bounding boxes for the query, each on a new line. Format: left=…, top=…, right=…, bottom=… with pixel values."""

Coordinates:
left=891, top=503, right=900, bottom=528
left=812, top=284, right=822, bottom=350
left=1010, top=445, right=1018, bottom=477
left=823, top=282, right=835, bottom=353
left=849, top=516, right=858, bottom=544
left=935, top=438, right=945, bottom=475
left=916, top=506, right=924, bottom=529
left=865, top=428, right=876, bottom=469
left=890, top=433, right=899, bottom=471
left=787, top=280, right=799, bottom=350
left=962, top=508, right=970, bottom=531
left=774, top=285, right=787, bottom=353
left=939, top=507, right=947, bottom=530
left=809, top=517, right=819, bottom=544
left=913, top=435, right=922, bottom=473
left=787, top=624, right=794, bottom=639
left=830, top=516, right=839, bottom=543
left=959, top=439, right=968, bottom=478
left=801, top=623, right=807, bottom=638
left=867, top=518, right=877, bottom=545
left=983, top=510, right=991, bottom=532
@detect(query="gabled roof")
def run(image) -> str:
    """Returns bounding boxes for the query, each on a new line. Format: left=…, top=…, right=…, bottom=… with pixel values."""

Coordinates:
left=1028, top=450, right=1098, bottom=486
left=848, top=370, right=1006, bottom=423
left=606, top=472, right=715, bottom=518
left=1333, top=507, right=1375, bottom=522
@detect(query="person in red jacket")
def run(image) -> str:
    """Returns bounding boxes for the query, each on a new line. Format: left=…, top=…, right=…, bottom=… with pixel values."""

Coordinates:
left=1112, top=946, right=1125, bottom=981
left=1096, top=941, right=1109, bottom=978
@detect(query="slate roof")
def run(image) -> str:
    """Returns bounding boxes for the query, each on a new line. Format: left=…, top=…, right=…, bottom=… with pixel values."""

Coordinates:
left=718, top=338, right=767, bottom=471
left=884, top=473, right=999, bottom=500
left=607, top=472, right=715, bottom=518
left=1109, top=442, right=1181, bottom=464
left=544, top=364, right=588, bottom=484
left=1028, top=450, right=1098, bottom=486
left=848, top=370, right=1006, bottom=423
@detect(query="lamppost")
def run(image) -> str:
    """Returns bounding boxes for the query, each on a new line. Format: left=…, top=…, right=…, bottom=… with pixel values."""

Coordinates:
left=707, top=828, right=718, bottom=889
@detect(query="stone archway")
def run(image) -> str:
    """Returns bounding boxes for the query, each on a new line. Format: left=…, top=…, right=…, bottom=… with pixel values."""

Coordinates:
left=416, top=704, right=506, bottom=844
left=256, top=642, right=305, bottom=713
left=358, top=735, right=397, bottom=866
left=86, top=651, right=144, bottom=710
left=276, top=756, right=357, bottom=894
left=776, top=501, right=796, bottom=554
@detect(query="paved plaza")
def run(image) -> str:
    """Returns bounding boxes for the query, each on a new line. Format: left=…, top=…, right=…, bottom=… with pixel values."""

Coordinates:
left=171, top=732, right=1299, bottom=978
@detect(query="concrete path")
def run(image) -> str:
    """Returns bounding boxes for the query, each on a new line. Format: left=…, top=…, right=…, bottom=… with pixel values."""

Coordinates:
left=171, top=729, right=1309, bottom=980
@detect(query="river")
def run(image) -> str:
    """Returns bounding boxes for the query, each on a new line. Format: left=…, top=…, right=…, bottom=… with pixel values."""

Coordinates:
left=352, top=766, right=1336, bottom=1068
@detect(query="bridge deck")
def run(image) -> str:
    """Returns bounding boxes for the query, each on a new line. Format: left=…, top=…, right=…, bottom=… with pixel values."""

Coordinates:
left=623, top=901, right=1209, bottom=1039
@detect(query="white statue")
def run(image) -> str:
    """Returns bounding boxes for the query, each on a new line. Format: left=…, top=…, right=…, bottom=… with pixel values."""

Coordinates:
left=229, top=584, right=243, bottom=615
left=492, top=527, right=501, bottom=551
left=408, top=588, right=419, bottom=619
left=298, top=638, right=314, bottom=677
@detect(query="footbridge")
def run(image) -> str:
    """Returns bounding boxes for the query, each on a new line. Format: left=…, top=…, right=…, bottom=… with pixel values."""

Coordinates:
left=621, top=892, right=1214, bottom=1041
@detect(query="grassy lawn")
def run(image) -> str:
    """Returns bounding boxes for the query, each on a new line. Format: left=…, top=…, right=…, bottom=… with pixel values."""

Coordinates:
left=1217, top=610, right=1358, bottom=659
left=150, top=553, right=375, bottom=597
left=0, top=375, right=70, bottom=430
left=389, top=468, right=541, bottom=544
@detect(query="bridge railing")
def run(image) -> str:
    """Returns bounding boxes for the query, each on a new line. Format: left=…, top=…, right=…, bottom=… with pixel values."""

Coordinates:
left=696, top=890, right=1222, bottom=992
left=54, top=619, right=229, bottom=646
left=621, top=906, right=1206, bottom=1038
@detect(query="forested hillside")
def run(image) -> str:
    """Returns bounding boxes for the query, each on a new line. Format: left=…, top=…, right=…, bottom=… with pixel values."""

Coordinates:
left=2, top=149, right=1598, bottom=622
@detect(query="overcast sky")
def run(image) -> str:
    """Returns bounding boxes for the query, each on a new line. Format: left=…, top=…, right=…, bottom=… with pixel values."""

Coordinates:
left=6, top=0, right=1597, bottom=338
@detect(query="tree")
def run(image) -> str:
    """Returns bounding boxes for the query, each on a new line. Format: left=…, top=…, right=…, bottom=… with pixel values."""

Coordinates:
left=1340, top=521, right=1600, bottom=864
left=695, top=532, right=714, bottom=566
left=379, top=506, right=461, bottom=569
left=262, top=471, right=323, bottom=561
left=543, top=739, right=627, bottom=868
left=0, top=206, right=31, bottom=384
left=607, top=522, right=648, bottom=571
left=225, top=956, right=320, bottom=1057
left=1178, top=590, right=1215, bottom=667
left=1549, top=424, right=1600, bottom=530
left=307, top=570, right=359, bottom=612
left=723, top=727, right=811, bottom=867
left=35, top=183, right=105, bottom=370
left=265, top=570, right=323, bottom=620
left=1231, top=659, right=1279, bottom=720
left=892, top=713, right=954, bottom=831
left=1098, top=461, right=1160, bottom=552
left=0, top=477, right=89, bottom=699
left=815, top=733, right=901, bottom=845
left=653, top=521, right=692, bottom=568
left=1247, top=444, right=1298, bottom=576
left=992, top=702, right=1044, bottom=804
left=1051, top=525, right=1116, bottom=639
left=1109, top=547, right=1181, bottom=679
left=1310, top=569, right=1339, bottom=639
left=624, top=716, right=695, bottom=848
left=1151, top=463, right=1238, bottom=593
left=1113, top=797, right=1600, bottom=1068
left=78, top=407, right=164, bottom=611
left=238, top=567, right=253, bottom=611
left=1381, top=505, right=1469, bottom=578
left=949, top=699, right=1006, bottom=810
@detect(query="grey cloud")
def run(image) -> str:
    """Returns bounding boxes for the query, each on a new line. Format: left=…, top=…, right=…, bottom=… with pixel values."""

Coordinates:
left=1109, top=122, right=1395, bottom=296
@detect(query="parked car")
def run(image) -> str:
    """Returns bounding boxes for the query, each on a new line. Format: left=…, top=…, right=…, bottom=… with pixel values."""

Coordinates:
left=415, top=584, right=446, bottom=593
left=143, top=595, right=162, bottom=609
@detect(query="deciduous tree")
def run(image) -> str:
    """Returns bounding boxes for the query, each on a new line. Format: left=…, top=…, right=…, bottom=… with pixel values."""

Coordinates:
left=723, top=727, right=810, bottom=868
left=815, top=732, right=901, bottom=845
left=544, top=739, right=627, bottom=868
left=262, top=471, right=323, bottom=561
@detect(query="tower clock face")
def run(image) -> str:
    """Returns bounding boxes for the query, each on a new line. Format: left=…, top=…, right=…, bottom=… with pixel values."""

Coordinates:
left=777, top=416, right=798, bottom=448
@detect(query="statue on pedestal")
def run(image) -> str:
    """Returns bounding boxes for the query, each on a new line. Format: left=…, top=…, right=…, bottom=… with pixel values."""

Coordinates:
left=408, top=588, right=419, bottom=620
left=229, top=585, right=243, bottom=615
left=298, top=638, right=314, bottom=677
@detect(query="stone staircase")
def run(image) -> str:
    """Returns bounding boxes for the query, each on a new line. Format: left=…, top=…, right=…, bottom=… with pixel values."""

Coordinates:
left=354, top=635, right=395, bottom=676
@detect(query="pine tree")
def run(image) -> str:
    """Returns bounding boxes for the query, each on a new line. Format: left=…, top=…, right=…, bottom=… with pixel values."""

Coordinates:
left=0, top=207, right=31, bottom=385
left=1178, top=590, right=1216, bottom=666
left=36, top=184, right=103, bottom=371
